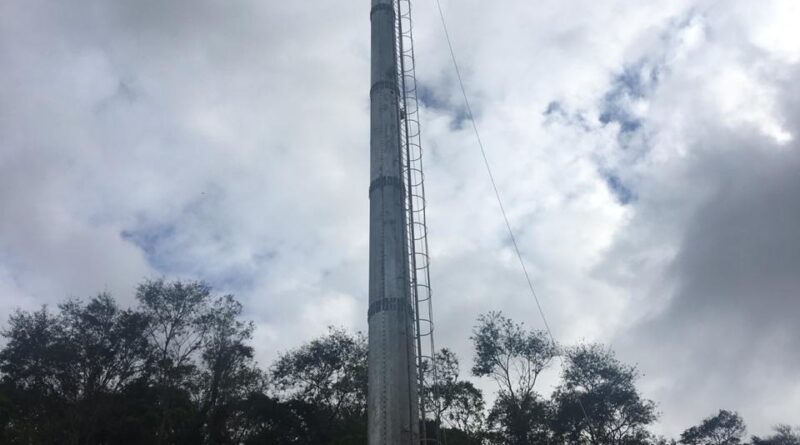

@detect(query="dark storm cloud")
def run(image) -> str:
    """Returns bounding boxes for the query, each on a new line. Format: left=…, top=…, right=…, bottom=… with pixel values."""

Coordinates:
left=617, top=133, right=800, bottom=432
left=606, top=45, right=800, bottom=430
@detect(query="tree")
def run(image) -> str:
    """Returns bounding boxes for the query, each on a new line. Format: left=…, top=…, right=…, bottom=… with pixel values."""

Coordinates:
left=0, top=280, right=266, bottom=445
left=443, top=381, right=486, bottom=444
left=486, top=390, right=552, bottom=445
left=423, top=348, right=486, bottom=444
left=270, top=327, right=368, bottom=444
left=234, top=393, right=313, bottom=444
left=0, top=306, right=75, bottom=444
left=137, top=279, right=213, bottom=387
left=136, top=279, right=215, bottom=444
left=195, top=295, right=265, bottom=444
left=552, top=343, right=657, bottom=445
left=679, top=410, right=746, bottom=445
left=471, top=312, right=556, bottom=401
left=471, top=312, right=557, bottom=445
left=751, top=425, right=800, bottom=445
left=0, top=295, right=154, bottom=444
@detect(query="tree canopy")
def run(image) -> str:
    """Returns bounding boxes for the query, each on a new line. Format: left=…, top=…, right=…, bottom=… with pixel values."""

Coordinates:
left=552, top=344, right=657, bottom=444
left=680, top=410, right=747, bottom=445
left=0, top=282, right=795, bottom=444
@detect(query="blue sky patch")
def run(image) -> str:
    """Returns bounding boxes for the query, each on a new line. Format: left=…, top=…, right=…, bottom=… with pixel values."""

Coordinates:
left=602, top=172, right=636, bottom=205
left=599, top=61, right=660, bottom=137
left=121, top=223, right=178, bottom=273
left=418, top=82, right=470, bottom=130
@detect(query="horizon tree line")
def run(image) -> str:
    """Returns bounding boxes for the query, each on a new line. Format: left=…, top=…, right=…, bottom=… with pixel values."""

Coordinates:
left=0, top=279, right=796, bottom=444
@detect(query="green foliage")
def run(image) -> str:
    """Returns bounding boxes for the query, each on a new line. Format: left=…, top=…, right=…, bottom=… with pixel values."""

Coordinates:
left=752, top=425, right=800, bottom=445
left=0, top=296, right=156, bottom=444
left=551, top=343, right=657, bottom=445
left=443, top=381, right=486, bottom=442
left=471, top=311, right=556, bottom=399
left=270, top=327, right=369, bottom=443
left=137, top=279, right=213, bottom=388
left=424, top=348, right=486, bottom=444
left=486, top=391, right=552, bottom=445
left=0, top=285, right=794, bottom=445
left=471, top=311, right=557, bottom=445
left=271, top=327, right=367, bottom=412
left=680, top=410, right=747, bottom=445
left=0, top=280, right=264, bottom=445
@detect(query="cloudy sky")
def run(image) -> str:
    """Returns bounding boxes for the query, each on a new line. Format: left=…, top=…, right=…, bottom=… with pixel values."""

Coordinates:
left=1, top=0, right=798, bottom=437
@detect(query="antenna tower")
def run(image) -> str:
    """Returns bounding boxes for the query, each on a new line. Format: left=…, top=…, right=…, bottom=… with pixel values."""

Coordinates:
left=367, top=0, right=439, bottom=443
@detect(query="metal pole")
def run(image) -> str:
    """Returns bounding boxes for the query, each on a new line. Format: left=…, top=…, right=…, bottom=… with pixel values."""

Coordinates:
left=368, top=1, right=419, bottom=444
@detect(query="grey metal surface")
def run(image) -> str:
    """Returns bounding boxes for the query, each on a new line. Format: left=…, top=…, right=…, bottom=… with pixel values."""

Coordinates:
left=368, top=0, right=419, bottom=444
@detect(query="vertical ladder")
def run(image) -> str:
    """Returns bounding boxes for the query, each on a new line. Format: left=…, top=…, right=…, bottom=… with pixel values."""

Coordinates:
left=394, top=0, right=441, bottom=442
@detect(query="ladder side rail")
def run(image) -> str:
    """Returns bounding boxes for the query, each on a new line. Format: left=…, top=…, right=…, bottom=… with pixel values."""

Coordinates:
left=394, top=0, right=429, bottom=442
left=397, top=0, right=443, bottom=442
